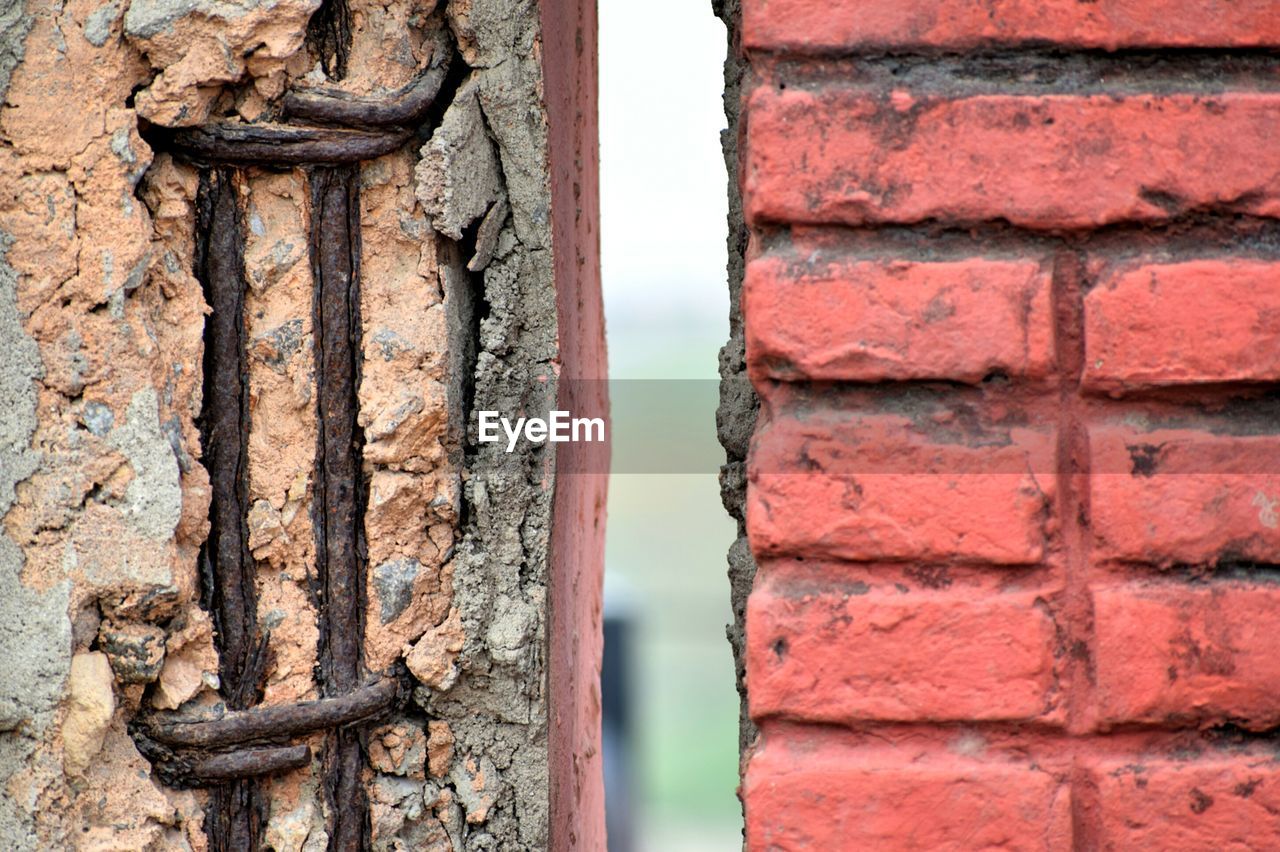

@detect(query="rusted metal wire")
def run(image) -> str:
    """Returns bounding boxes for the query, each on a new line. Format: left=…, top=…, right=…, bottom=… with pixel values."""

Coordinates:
left=191, top=745, right=314, bottom=784
left=158, top=123, right=414, bottom=167
left=139, top=743, right=314, bottom=789
left=284, top=32, right=453, bottom=127
left=145, top=679, right=399, bottom=749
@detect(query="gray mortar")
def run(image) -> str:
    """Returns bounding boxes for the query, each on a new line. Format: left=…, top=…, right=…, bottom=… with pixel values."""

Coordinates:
left=0, top=171, right=74, bottom=852
left=712, top=0, right=761, bottom=778
left=410, top=0, right=556, bottom=847
left=107, top=387, right=183, bottom=542
left=1, top=14, right=75, bottom=848
left=83, top=1, right=120, bottom=47
left=448, top=0, right=538, bottom=70
left=123, top=0, right=271, bottom=39
left=0, top=0, right=32, bottom=98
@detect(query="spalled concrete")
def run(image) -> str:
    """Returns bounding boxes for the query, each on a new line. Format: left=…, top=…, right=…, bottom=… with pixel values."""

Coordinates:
left=409, top=1, right=560, bottom=846
left=1, top=0, right=593, bottom=845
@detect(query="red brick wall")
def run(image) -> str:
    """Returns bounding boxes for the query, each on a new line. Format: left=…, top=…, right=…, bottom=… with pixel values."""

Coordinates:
left=736, top=3, right=1280, bottom=848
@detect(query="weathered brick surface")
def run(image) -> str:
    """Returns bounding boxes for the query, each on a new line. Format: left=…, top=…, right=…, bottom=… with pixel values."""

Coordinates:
left=1089, top=425, right=1280, bottom=566
left=745, top=255, right=1055, bottom=383
left=735, top=0, right=1280, bottom=847
left=745, top=733, right=1071, bottom=851
left=746, top=91, right=1280, bottom=230
left=1082, top=259, right=1280, bottom=393
left=1090, top=756, right=1280, bottom=850
left=748, top=411, right=1055, bottom=564
left=748, top=576, right=1060, bottom=724
left=1093, top=583, right=1280, bottom=730
left=743, top=0, right=1280, bottom=52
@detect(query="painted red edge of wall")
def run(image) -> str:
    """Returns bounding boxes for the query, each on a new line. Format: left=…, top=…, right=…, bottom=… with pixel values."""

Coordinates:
left=540, top=0, right=608, bottom=848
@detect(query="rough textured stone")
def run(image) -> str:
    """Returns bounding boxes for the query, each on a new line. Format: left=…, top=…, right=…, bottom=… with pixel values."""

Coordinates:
left=60, top=652, right=115, bottom=777
left=97, top=621, right=165, bottom=683
left=406, top=608, right=465, bottom=691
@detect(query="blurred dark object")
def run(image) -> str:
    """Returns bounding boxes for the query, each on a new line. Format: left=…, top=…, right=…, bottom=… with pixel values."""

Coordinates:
left=603, top=584, right=636, bottom=852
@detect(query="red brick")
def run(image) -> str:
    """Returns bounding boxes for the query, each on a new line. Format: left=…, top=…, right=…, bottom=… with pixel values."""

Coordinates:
left=1083, top=260, right=1280, bottom=393
left=1090, top=755, right=1280, bottom=849
left=746, top=732, right=1071, bottom=850
left=744, top=0, right=1280, bottom=52
left=745, top=91, right=1280, bottom=230
left=745, top=255, right=1055, bottom=383
left=1089, top=425, right=1280, bottom=566
left=1093, top=583, right=1280, bottom=730
left=748, top=411, right=1055, bottom=564
left=747, top=577, right=1060, bottom=724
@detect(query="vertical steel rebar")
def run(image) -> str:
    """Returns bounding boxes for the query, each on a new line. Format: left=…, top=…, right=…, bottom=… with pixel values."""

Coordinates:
left=195, top=167, right=268, bottom=851
left=309, top=165, right=371, bottom=851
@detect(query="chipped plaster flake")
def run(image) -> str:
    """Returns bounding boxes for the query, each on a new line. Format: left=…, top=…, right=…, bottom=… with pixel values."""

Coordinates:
left=107, top=388, right=183, bottom=541
left=125, top=0, right=321, bottom=126
left=415, top=84, right=503, bottom=240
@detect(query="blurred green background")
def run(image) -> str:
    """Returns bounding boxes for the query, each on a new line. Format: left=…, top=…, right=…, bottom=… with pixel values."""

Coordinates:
left=600, top=1, right=741, bottom=849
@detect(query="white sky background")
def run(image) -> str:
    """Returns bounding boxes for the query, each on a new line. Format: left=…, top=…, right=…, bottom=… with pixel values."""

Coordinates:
left=598, top=3, right=741, bottom=849
left=600, top=0, right=729, bottom=330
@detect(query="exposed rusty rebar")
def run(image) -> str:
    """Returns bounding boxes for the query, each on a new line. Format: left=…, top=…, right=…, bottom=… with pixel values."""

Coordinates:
left=194, top=166, right=269, bottom=851
left=158, top=123, right=414, bottom=167
left=284, top=31, right=453, bottom=127
left=136, top=24, right=454, bottom=848
left=310, top=164, right=371, bottom=852
left=141, top=743, right=314, bottom=789
left=145, top=679, right=398, bottom=749
left=191, top=744, right=314, bottom=784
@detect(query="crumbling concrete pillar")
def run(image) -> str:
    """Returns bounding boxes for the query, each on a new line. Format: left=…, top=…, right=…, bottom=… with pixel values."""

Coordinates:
left=0, top=0, right=604, bottom=847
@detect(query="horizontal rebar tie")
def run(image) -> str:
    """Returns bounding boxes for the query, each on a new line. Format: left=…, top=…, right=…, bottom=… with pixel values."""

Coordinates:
left=145, top=679, right=400, bottom=750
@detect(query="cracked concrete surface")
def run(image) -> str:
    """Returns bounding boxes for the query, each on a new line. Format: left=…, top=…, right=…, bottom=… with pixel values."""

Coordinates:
left=1, top=0, right=563, bottom=847
left=410, top=0, right=558, bottom=846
